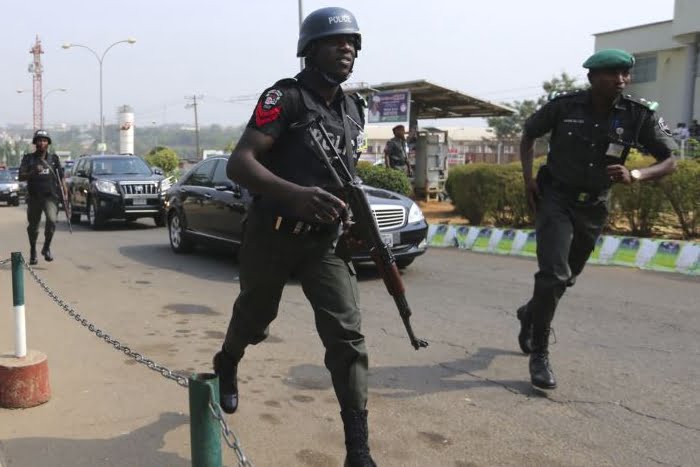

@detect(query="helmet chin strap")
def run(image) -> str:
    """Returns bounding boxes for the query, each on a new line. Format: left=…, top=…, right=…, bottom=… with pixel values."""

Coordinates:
left=305, top=46, right=353, bottom=86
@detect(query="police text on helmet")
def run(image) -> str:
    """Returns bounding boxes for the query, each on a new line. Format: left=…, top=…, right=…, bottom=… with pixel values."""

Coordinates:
left=328, top=15, right=351, bottom=24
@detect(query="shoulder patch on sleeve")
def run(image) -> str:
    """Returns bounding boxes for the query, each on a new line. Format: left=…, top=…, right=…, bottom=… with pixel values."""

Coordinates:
left=255, top=88, right=284, bottom=126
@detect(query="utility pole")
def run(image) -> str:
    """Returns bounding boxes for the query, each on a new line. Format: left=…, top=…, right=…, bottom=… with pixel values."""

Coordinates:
left=298, top=0, right=304, bottom=72
left=29, top=36, right=44, bottom=131
left=185, top=95, right=203, bottom=160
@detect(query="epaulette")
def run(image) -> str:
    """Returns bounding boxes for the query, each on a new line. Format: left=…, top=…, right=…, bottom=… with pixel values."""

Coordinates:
left=547, top=89, right=586, bottom=101
left=623, top=94, right=659, bottom=111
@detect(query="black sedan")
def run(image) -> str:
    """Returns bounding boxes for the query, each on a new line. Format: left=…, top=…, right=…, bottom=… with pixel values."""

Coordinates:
left=165, top=156, right=428, bottom=268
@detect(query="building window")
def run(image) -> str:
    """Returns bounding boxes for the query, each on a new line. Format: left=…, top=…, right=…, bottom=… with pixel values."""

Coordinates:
left=632, top=54, right=657, bottom=83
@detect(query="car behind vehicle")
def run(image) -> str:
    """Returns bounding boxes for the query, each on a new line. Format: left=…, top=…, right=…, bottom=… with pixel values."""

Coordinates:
left=68, top=154, right=169, bottom=229
left=165, top=156, right=428, bottom=268
left=0, top=170, right=21, bottom=206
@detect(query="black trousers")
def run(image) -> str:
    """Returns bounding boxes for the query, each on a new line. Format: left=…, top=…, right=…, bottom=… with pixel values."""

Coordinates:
left=223, top=207, right=369, bottom=410
left=526, top=186, right=609, bottom=335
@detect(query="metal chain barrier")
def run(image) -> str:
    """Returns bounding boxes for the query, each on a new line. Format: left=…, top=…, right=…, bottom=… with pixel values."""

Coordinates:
left=19, top=255, right=254, bottom=466
left=208, top=385, right=255, bottom=467
left=0, top=257, right=11, bottom=266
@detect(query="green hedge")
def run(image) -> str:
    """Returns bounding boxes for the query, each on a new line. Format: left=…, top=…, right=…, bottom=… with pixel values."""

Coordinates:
left=356, top=161, right=413, bottom=196
left=447, top=158, right=700, bottom=239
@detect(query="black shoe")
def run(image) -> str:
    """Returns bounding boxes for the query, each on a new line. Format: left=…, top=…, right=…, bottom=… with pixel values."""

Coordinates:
left=341, top=410, right=377, bottom=467
left=213, top=351, right=238, bottom=414
left=517, top=305, right=534, bottom=354
left=41, top=246, right=53, bottom=262
left=529, top=351, right=557, bottom=390
left=29, top=252, right=38, bottom=266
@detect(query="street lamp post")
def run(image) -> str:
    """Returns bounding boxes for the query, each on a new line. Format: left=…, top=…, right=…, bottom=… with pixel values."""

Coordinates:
left=17, top=87, right=68, bottom=127
left=62, top=38, right=136, bottom=153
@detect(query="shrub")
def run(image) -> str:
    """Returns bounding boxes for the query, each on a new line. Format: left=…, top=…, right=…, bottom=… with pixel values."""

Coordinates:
left=447, top=164, right=502, bottom=225
left=658, top=159, right=700, bottom=238
left=144, top=146, right=180, bottom=177
left=356, top=162, right=412, bottom=196
left=610, top=157, right=667, bottom=237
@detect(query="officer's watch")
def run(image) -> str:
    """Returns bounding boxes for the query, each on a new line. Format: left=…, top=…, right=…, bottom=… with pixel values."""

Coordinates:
left=630, top=169, right=642, bottom=182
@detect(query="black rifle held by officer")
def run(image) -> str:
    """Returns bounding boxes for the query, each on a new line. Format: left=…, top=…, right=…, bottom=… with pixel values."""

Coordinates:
left=306, top=116, right=428, bottom=351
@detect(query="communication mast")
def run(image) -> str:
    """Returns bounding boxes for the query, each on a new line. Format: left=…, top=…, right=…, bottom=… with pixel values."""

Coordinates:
left=28, top=36, right=44, bottom=131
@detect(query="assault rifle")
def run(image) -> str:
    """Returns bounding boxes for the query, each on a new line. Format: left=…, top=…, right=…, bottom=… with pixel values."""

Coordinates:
left=305, top=118, right=428, bottom=350
left=47, top=163, right=72, bottom=234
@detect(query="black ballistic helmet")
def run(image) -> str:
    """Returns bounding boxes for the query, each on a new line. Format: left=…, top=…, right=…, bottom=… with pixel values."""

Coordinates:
left=297, top=6, right=361, bottom=57
left=32, top=129, right=52, bottom=145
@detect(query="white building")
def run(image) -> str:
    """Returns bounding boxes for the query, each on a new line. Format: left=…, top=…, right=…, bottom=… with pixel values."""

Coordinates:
left=594, top=0, right=699, bottom=127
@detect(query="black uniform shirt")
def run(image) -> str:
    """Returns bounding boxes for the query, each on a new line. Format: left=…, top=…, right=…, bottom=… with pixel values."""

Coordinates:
left=246, top=69, right=364, bottom=217
left=385, top=136, right=408, bottom=167
left=524, top=90, right=677, bottom=193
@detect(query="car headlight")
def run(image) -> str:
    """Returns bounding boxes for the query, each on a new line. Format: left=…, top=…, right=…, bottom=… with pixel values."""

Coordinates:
left=95, top=180, right=118, bottom=195
left=407, top=202, right=424, bottom=223
left=160, top=177, right=172, bottom=193
left=9, top=183, right=19, bottom=191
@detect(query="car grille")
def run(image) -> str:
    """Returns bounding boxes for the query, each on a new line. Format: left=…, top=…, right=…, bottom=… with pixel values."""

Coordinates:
left=120, top=181, right=159, bottom=197
left=371, top=205, right=405, bottom=231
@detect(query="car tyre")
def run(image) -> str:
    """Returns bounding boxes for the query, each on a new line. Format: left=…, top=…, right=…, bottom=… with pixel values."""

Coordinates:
left=70, top=211, right=81, bottom=223
left=11, top=198, right=20, bottom=207
left=169, top=210, right=193, bottom=253
left=395, top=257, right=414, bottom=269
left=154, top=211, right=166, bottom=227
left=87, top=198, right=105, bottom=230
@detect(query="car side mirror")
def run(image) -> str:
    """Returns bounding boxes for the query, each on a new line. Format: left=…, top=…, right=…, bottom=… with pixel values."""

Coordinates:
left=76, top=169, right=87, bottom=177
left=152, top=167, right=164, bottom=175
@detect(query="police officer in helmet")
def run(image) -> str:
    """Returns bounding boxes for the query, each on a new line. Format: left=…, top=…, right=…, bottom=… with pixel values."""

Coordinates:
left=517, top=49, right=677, bottom=390
left=18, top=129, right=66, bottom=265
left=213, top=7, right=376, bottom=466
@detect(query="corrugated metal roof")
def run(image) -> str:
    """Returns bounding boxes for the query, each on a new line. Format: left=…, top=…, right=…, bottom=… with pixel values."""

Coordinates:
left=344, top=79, right=515, bottom=119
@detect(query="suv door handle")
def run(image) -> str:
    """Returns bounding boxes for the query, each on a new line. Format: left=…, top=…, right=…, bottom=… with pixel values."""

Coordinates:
left=204, top=193, right=212, bottom=199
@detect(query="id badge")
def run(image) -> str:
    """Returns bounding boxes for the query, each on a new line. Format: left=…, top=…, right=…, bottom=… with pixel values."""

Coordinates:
left=605, top=143, right=624, bottom=158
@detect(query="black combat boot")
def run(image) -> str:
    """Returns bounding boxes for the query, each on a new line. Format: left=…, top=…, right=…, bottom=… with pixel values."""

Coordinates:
left=213, top=348, right=239, bottom=414
left=28, top=233, right=39, bottom=265
left=341, top=409, right=377, bottom=467
left=41, top=233, right=54, bottom=262
left=529, top=327, right=556, bottom=390
left=516, top=304, right=534, bottom=354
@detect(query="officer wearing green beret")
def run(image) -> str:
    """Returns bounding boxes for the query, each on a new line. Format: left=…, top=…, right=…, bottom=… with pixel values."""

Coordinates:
left=517, top=49, right=677, bottom=390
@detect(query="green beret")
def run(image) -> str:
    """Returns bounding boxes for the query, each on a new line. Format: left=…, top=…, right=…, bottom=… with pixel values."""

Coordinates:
left=582, top=49, right=635, bottom=70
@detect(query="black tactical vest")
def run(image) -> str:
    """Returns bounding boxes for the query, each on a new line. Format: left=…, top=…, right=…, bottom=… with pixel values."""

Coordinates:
left=256, top=78, right=365, bottom=216
left=23, top=152, right=61, bottom=198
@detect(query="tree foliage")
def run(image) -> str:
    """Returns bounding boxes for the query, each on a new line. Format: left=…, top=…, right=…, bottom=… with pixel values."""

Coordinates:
left=487, top=72, right=588, bottom=141
left=144, top=146, right=180, bottom=176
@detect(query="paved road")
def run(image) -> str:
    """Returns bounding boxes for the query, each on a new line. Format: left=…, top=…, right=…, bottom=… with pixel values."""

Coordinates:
left=0, top=205, right=698, bottom=467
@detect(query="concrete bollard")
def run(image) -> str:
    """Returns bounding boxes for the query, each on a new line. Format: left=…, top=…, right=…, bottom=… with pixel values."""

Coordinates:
left=0, top=252, right=51, bottom=408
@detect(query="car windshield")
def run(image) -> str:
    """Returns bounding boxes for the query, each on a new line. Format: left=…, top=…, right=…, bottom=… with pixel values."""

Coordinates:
left=0, top=172, right=13, bottom=182
left=92, top=157, right=152, bottom=176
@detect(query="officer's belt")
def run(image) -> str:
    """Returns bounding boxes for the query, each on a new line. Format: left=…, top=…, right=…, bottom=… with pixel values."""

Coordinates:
left=548, top=178, right=608, bottom=203
left=270, top=215, right=337, bottom=236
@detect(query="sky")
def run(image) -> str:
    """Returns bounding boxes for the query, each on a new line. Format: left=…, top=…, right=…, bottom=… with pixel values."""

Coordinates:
left=0, top=0, right=675, bottom=129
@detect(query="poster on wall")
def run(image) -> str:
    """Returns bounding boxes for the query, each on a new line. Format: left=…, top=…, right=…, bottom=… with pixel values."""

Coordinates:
left=367, top=90, right=411, bottom=124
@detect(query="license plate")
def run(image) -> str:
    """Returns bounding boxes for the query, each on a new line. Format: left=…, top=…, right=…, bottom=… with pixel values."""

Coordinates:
left=133, top=198, right=147, bottom=206
left=381, top=233, right=393, bottom=247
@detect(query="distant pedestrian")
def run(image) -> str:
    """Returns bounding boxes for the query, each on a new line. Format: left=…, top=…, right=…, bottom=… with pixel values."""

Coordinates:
left=384, top=124, right=412, bottom=176
left=18, top=129, right=66, bottom=265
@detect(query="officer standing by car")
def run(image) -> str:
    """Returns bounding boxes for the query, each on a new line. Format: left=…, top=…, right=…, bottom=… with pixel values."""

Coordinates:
left=213, top=7, right=376, bottom=466
left=517, top=49, right=677, bottom=390
left=18, top=129, right=66, bottom=265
